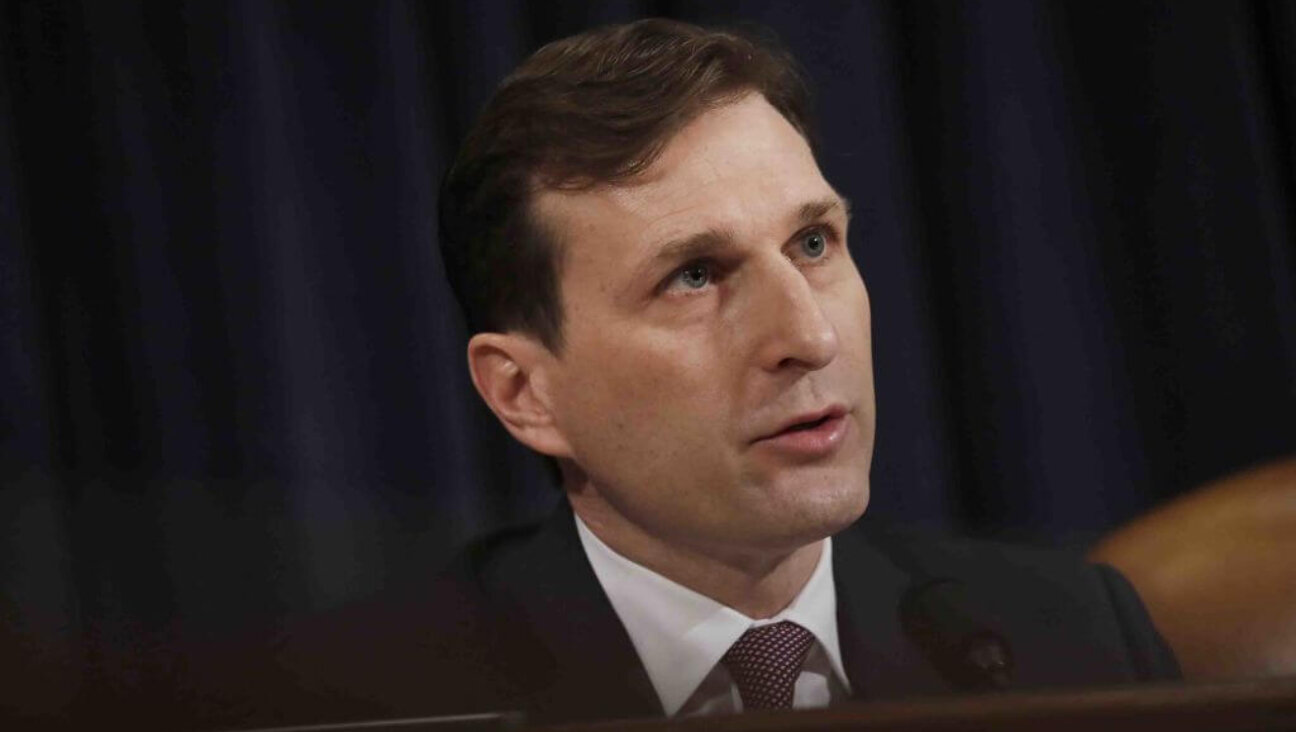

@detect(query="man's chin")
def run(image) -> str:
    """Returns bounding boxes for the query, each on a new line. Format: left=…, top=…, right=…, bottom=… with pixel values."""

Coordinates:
left=806, top=482, right=870, bottom=536
left=753, top=478, right=870, bottom=550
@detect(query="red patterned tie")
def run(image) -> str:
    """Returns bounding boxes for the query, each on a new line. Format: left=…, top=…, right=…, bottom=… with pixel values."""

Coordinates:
left=721, top=621, right=816, bottom=710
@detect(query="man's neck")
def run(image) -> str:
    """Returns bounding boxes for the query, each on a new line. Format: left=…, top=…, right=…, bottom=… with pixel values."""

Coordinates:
left=568, top=490, right=824, bottom=619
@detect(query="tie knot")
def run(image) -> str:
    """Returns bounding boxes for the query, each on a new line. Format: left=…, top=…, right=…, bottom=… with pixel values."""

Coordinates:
left=721, top=621, right=816, bottom=710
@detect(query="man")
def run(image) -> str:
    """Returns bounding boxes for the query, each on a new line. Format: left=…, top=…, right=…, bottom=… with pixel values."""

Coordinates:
left=268, top=18, right=1177, bottom=729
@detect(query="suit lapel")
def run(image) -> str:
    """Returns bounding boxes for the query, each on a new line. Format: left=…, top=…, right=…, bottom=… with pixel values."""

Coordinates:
left=492, top=508, right=955, bottom=716
left=490, top=501, right=662, bottom=722
left=833, top=524, right=951, bottom=700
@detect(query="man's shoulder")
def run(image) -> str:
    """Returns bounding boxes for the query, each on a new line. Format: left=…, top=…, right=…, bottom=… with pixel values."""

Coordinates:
left=836, top=518, right=1140, bottom=629
left=438, top=516, right=557, bottom=595
left=244, top=514, right=578, bottom=727
left=841, top=519, right=1103, bottom=586
left=835, top=519, right=1181, bottom=686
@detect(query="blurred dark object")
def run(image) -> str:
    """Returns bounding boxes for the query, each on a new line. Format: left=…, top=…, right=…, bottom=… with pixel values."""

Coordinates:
left=900, top=579, right=1014, bottom=691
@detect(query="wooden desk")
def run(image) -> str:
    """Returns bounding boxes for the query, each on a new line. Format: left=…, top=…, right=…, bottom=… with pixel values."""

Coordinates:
left=543, top=677, right=1296, bottom=732
left=231, top=677, right=1296, bottom=732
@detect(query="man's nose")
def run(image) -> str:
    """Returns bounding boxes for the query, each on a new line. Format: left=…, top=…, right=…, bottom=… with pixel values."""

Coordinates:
left=750, top=258, right=839, bottom=373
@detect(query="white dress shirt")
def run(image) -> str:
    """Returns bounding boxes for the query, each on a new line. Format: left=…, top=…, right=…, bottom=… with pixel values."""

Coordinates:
left=574, top=515, right=852, bottom=716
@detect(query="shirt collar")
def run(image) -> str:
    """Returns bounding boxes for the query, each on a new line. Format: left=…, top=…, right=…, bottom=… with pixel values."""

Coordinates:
left=574, top=514, right=850, bottom=716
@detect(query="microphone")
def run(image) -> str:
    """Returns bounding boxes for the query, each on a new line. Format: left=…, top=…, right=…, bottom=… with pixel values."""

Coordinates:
left=900, top=578, right=1014, bottom=691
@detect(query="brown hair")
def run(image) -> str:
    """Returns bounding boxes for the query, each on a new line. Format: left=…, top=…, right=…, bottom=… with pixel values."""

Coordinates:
left=438, top=18, right=814, bottom=350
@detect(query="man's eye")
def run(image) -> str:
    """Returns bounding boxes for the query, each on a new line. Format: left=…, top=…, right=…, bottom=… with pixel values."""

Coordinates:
left=672, top=262, right=712, bottom=290
left=799, top=230, right=828, bottom=259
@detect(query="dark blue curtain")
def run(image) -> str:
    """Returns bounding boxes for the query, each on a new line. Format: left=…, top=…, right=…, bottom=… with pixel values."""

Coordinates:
left=3, top=0, right=1294, bottom=724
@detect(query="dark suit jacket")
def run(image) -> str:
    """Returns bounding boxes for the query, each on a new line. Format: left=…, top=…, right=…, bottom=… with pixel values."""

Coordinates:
left=238, top=502, right=1178, bottom=729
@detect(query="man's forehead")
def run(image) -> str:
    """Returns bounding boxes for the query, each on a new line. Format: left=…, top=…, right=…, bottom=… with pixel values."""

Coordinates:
left=531, top=95, right=838, bottom=265
left=535, top=179, right=843, bottom=274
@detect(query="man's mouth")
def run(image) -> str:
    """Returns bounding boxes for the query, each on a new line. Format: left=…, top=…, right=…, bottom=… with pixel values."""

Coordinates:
left=758, top=405, right=848, bottom=439
left=784, top=414, right=834, bottom=432
left=752, top=405, right=851, bottom=459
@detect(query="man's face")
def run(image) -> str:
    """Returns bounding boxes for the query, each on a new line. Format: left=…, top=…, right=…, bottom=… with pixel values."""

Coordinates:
left=534, top=93, right=875, bottom=558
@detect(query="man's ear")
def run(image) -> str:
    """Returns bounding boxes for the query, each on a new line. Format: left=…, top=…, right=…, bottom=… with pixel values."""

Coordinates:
left=466, top=332, right=574, bottom=459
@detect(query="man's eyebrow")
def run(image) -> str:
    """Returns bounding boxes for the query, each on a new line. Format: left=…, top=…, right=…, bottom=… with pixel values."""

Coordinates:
left=641, top=227, right=740, bottom=275
left=796, top=196, right=852, bottom=226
